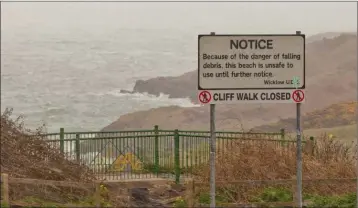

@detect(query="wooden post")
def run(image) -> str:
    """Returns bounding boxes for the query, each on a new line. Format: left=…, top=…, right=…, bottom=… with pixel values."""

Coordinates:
left=185, top=179, right=195, bottom=208
left=1, top=173, right=10, bottom=206
left=291, top=176, right=298, bottom=207
left=303, top=137, right=314, bottom=156
left=94, top=181, right=101, bottom=208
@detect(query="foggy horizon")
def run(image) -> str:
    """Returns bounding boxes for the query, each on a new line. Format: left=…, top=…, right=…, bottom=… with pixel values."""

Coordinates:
left=1, top=2, right=357, bottom=37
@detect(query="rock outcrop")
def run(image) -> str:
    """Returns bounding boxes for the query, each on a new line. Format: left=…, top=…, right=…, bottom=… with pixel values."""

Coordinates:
left=130, top=71, right=198, bottom=102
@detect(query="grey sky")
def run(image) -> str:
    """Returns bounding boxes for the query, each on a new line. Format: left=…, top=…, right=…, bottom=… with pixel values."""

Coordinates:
left=1, top=2, right=357, bottom=36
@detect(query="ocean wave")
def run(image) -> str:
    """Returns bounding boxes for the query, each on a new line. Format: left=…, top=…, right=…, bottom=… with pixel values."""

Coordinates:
left=92, top=90, right=200, bottom=108
left=44, top=106, right=68, bottom=115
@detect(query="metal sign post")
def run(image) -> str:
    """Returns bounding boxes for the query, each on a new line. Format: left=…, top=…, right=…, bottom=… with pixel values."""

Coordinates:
left=209, top=31, right=216, bottom=208
left=209, top=102, right=216, bottom=208
left=356, top=28, right=358, bottom=208
left=197, top=31, right=306, bottom=208
left=295, top=30, right=303, bottom=208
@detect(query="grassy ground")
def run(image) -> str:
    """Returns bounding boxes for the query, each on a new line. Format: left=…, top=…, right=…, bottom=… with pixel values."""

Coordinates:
left=179, top=187, right=356, bottom=208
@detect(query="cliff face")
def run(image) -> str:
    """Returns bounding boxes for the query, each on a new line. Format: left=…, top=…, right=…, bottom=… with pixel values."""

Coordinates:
left=103, top=33, right=357, bottom=131
left=132, top=71, right=197, bottom=102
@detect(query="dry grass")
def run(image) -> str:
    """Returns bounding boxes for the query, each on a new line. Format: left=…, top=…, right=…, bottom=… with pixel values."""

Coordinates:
left=253, top=101, right=357, bottom=132
left=294, top=124, right=357, bottom=143
left=1, top=108, right=95, bottom=182
left=0, top=108, right=130, bottom=206
left=193, top=135, right=357, bottom=203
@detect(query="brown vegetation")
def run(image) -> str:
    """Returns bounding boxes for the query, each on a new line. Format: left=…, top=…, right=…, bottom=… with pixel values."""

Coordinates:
left=0, top=108, right=128, bottom=206
left=193, top=136, right=357, bottom=203
left=2, top=106, right=357, bottom=206
left=0, top=108, right=183, bottom=207
left=1, top=108, right=95, bottom=182
left=253, top=101, right=357, bottom=132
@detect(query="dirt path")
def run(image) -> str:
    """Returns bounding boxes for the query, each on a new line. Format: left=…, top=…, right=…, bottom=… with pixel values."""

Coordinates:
left=95, top=173, right=189, bottom=208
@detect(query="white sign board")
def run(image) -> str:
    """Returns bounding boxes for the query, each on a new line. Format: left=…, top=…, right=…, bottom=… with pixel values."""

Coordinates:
left=198, top=34, right=305, bottom=90
left=198, top=89, right=305, bottom=104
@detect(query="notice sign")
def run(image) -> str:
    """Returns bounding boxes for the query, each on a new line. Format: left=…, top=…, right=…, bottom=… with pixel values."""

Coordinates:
left=198, top=34, right=305, bottom=90
left=198, top=89, right=305, bottom=104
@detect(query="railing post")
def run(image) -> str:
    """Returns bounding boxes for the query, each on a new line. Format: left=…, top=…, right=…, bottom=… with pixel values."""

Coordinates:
left=1, top=173, right=9, bottom=206
left=174, top=129, right=180, bottom=184
left=280, top=128, right=286, bottom=146
left=60, top=128, right=64, bottom=154
left=154, top=125, right=159, bottom=176
left=76, top=133, right=80, bottom=163
left=280, top=128, right=285, bottom=140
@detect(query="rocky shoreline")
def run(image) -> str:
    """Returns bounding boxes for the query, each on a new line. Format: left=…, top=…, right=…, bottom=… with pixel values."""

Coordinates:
left=119, top=71, right=198, bottom=103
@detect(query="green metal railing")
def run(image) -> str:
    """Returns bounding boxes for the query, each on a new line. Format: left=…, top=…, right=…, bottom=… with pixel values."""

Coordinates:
left=42, top=126, right=309, bottom=183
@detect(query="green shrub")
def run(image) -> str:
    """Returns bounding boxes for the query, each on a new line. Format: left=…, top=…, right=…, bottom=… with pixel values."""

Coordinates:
left=173, top=196, right=187, bottom=208
left=0, top=201, right=10, bottom=208
left=198, top=191, right=228, bottom=205
left=307, top=193, right=356, bottom=208
left=250, top=187, right=292, bottom=203
left=141, top=163, right=175, bottom=174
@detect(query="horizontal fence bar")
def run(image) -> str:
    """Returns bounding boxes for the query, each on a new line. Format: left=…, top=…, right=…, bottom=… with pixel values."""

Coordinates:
left=8, top=177, right=96, bottom=188
left=45, top=134, right=175, bottom=142
left=8, top=177, right=355, bottom=187
left=41, top=130, right=283, bottom=136
left=43, top=136, right=299, bottom=143
left=177, top=134, right=304, bottom=142
left=177, top=130, right=282, bottom=135
left=41, top=129, right=155, bottom=136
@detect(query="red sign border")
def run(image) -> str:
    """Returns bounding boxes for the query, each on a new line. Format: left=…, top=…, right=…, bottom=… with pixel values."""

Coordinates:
left=292, top=90, right=305, bottom=103
left=198, top=91, right=212, bottom=104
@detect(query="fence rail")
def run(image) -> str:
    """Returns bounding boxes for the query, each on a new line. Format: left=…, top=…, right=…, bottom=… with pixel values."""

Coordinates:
left=39, top=126, right=314, bottom=182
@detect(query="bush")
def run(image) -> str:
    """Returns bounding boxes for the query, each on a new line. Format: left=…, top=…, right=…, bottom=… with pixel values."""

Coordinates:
left=173, top=196, right=187, bottom=208
left=250, top=187, right=292, bottom=203
left=307, top=193, right=356, bottom=207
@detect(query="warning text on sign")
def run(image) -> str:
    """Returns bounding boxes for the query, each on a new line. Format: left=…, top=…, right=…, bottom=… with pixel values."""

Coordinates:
left=198, top=90, right=305, bottom=104
left=198, top=35, right=305, bottom=90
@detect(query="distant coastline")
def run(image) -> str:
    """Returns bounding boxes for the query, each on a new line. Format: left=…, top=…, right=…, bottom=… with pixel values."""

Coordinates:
left=101, top=32, right=357, bottom=132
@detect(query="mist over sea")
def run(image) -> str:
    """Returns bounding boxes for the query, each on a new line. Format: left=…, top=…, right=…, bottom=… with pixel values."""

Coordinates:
left=1, top=3, right=356, bottom=132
